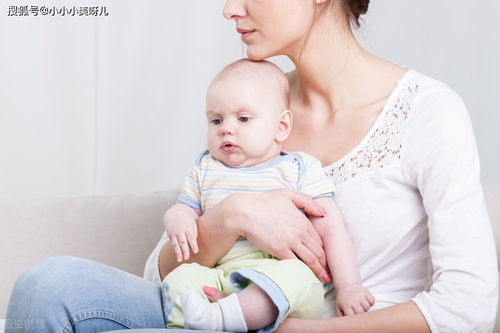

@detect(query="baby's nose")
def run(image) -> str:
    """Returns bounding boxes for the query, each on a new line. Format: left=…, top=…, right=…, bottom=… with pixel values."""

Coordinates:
left=219, top=124, right=234, bottom=135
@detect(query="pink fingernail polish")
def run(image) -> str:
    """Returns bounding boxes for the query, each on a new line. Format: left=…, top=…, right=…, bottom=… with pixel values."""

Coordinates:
left=323, top=274, right=331, bottom=282
left=203, top=286, right=215, bottom=296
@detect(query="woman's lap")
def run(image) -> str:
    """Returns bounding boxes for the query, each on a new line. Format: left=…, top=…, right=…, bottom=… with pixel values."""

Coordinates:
left=5, top=256, right=166, bottom=332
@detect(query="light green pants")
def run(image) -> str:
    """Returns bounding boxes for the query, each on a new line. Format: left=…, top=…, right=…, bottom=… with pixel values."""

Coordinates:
left=163, top=251, right=324, bottom=330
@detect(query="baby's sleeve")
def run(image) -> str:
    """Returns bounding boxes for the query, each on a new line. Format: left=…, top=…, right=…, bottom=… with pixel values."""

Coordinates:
left=177, top=153, right=204, bottom=211
left=296, top=153, right=335, bottom=199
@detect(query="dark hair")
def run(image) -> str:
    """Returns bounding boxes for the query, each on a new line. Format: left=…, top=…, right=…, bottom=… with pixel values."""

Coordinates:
left=342, top=0, right=370, bottom=27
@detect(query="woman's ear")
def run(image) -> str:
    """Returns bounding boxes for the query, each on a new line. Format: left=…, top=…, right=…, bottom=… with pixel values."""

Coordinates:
left=276, top=109, right=293, bottom=143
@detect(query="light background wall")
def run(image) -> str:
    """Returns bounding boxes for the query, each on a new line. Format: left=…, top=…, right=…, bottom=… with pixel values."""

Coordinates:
left=0, top=0, right=499, bottom=201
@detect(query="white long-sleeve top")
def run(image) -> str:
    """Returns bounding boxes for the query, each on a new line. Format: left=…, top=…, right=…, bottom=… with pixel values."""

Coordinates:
left=144, top=69, right=498, bottom=332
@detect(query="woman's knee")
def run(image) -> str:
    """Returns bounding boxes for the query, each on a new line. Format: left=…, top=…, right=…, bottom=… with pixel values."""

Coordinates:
left=14, top=256, right=83, bottom=291
left=9, top=255, right=99, bottom=311
left=7, top=256, right=88, bottom=322
left=7, top=256, right=166, bottom=331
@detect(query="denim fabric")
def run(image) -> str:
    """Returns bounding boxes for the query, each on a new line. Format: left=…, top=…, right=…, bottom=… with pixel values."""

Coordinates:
left=107, top=330, right=217, bottom=333
left=108, top=330, right=216, bottom=333
left=5, top=256, right=168, bottom=333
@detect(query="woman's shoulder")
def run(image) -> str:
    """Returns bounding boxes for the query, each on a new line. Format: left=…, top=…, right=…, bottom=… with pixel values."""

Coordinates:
left=401, top=70, right=476, bottom=169
left=390, top=69, right=471, bottom=145
left=408, top=70, right=468, bottom=120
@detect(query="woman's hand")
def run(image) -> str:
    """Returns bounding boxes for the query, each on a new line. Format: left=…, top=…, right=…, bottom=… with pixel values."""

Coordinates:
left=159, top=189, right=328, bottom=281
left=231, top=189, right=330, bottom=282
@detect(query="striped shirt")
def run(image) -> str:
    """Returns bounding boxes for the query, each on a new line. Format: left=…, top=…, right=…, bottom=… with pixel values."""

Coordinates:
left=178, top=150, right=335, bottom=264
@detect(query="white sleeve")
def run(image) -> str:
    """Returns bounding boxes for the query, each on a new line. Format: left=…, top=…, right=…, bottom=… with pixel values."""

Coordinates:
left=405, top=86, right=498, bottom=332
left=143, top=231, right=169, bottom=285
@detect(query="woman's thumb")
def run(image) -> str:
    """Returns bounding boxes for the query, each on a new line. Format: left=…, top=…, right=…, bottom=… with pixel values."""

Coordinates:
left=202, top=286, right=227, bottom=302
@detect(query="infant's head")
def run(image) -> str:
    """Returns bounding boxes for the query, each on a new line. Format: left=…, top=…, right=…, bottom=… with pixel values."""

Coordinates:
left=206, top=59, right=292, bottom=168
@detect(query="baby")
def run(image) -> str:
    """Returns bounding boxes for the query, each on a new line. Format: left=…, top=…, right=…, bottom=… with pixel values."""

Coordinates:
left=162, top=59, right=374, bottom=332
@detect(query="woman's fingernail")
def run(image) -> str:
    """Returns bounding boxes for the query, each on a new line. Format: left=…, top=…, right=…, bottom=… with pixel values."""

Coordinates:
left=317, top=208, right=326, bottom=217
left=323, top=274, right=331, bottom=282
left=202, top=286, right=216, bottom=296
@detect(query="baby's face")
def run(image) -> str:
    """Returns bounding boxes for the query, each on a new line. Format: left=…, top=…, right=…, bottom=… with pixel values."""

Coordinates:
left=206, top=72, right=286, bottom=168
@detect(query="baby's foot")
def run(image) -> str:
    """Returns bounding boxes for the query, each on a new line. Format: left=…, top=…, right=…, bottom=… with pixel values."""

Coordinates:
left=182, top=289, right=224, bottom=330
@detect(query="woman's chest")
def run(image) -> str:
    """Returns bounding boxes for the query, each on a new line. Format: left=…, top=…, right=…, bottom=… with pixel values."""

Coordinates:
left=284, top=115, right=377, bottom=166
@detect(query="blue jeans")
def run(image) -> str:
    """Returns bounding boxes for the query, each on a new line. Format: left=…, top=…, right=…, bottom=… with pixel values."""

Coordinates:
left=5, top=256, right=168, bottom=332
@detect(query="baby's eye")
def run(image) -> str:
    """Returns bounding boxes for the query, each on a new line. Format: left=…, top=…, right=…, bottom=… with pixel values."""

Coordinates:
left=238, top=116, right=249, bottom=122
left=211, top=119, right=222, bottom=125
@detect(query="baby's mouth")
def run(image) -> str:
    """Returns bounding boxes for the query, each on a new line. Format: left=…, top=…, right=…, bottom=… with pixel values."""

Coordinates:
left=221, top=142, right=238, bottom=153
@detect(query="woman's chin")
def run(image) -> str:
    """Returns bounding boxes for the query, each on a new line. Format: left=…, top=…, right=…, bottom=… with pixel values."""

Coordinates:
left=245, top=47, right=269, bottom=61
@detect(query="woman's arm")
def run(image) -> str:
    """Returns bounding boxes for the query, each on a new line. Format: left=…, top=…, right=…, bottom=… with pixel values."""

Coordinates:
left=276, top=301, right=430, bottom=333
left=404, top=89, right=498, bottom=331
left=158, top=190, right=330, bottom=281
left=203, top=285, right=429, bottom=332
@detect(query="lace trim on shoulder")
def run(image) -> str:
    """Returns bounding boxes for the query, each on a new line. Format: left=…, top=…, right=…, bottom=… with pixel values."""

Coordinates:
left=325, top=80, right=420, bottom=185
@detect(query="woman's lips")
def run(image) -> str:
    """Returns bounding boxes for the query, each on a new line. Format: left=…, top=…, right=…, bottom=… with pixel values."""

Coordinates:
left=237, top=28, right=256, bottom=41
left=241, top=30, right=255, bottom=41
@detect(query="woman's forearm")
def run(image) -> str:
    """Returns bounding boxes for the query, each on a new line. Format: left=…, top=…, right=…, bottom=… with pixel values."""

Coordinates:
left=158, top=195, right=243, bottom=280
left=159, top=190, right=330, bottom=281
left=279, top=301, right=430, bottom=333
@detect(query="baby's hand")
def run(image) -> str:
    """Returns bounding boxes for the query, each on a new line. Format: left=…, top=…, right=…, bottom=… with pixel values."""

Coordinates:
left=335, top=283, right=375, bottom=316
left=164, top=218, right=198, bottom=263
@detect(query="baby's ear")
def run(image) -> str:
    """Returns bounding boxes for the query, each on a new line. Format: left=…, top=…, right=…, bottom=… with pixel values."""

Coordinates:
left=275, top=109, right=293, bottom=143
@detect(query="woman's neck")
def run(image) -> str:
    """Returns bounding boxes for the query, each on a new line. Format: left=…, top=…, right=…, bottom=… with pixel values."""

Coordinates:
left=287, top=17, right=399, bottom=116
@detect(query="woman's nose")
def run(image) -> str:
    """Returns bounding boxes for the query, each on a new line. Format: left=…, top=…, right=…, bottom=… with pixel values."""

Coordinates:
left=223, top=0, right=246, bottom=20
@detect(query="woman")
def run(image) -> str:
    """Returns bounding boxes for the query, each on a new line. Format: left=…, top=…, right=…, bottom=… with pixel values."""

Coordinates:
left=150, top=0, right=498, bottom=331
left=6, top=0, right=497, bottom=332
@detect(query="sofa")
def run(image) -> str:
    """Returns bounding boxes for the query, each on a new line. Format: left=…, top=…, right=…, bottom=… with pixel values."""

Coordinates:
left=1, top=182, right=499, bottom=332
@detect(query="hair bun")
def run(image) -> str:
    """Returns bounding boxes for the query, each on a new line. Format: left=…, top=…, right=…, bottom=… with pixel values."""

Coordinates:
left=356, top=0, right=370, bottom=16
left=345, top=0, right=370, bottom=26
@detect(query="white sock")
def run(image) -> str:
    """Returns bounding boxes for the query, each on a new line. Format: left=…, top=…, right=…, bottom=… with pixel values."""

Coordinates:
left=217, top=293, right=248, bottom=332
left=182, top=289, right=223, bottom=330
left=181, top=289, right=248, bottom=332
